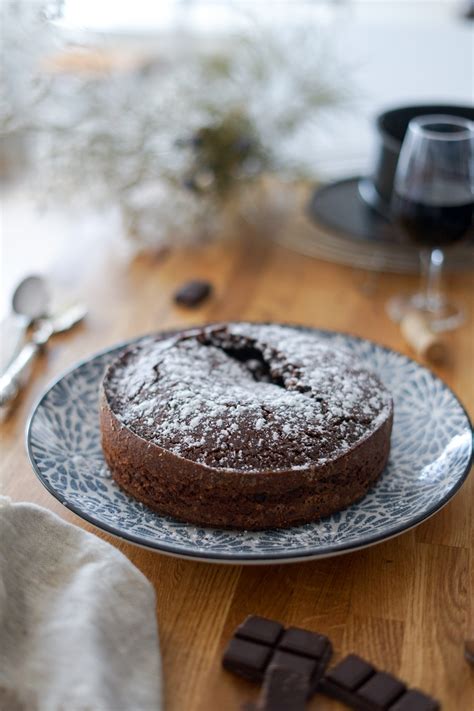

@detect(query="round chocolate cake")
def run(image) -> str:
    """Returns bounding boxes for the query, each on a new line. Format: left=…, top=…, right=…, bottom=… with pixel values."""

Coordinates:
left=100, top=323, right=393, bottom=529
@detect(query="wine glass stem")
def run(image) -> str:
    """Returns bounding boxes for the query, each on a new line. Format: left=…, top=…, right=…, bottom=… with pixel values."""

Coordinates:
left=420, top=247, right=445, bottom=312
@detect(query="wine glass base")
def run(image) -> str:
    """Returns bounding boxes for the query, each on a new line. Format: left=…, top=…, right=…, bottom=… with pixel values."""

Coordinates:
left=386, top=293, right=465, bottom=332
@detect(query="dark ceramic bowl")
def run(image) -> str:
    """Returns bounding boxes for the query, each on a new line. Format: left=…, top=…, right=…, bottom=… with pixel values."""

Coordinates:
left=358, top=104, right=474, bottom=217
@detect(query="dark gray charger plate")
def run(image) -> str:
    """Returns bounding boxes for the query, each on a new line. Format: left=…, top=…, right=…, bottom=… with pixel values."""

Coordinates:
left=305, top=177, right=474, bottom=272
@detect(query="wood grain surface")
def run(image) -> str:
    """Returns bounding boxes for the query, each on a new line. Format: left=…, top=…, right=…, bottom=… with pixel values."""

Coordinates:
left=1, top=215, right=473, bottom=711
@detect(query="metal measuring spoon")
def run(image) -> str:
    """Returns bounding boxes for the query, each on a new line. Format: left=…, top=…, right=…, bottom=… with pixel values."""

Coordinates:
left=1, top=275, right=50, bottom=373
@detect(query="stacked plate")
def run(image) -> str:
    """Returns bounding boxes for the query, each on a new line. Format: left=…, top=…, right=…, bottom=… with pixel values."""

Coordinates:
left=274, top=177, right=474, bottom=274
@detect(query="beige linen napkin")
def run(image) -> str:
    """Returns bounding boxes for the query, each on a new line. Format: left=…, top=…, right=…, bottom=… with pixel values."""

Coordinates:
left=0, top=498, right=161, bottom=711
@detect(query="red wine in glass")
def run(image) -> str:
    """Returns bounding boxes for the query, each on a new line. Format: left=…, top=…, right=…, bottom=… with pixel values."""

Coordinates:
left=393, top=193, right=474, bottom=248
left=387, top=115, right=474, bottom=331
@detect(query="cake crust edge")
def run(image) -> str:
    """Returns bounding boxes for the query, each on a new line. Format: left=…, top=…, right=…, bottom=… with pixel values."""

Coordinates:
left=100, top=386, right=393, bottom=530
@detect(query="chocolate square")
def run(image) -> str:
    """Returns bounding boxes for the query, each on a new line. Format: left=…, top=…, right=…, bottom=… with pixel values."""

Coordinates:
left=271, top=650, right=318, bottom=680
left=237, top=615, right=284, bottom=646
left=279, top=627, right=330, bottom=659
left=390, top=689, right=440, bottom=711
left=257, top=664, right=308, bottom=711
left=222, top=637, right=272, bottom=682
left=357, top=671, right=406, bottom=709
left=326, top=654, right=375, bottom=691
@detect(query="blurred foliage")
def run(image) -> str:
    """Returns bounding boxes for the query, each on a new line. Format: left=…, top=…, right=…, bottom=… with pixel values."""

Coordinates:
left=1, top=3, right=353, bottom=248
left=181, top=111, right=265, bottom=197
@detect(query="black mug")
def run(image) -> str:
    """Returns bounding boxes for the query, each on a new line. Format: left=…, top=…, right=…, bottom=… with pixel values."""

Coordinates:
left=358, top=104, right=474, bottom=218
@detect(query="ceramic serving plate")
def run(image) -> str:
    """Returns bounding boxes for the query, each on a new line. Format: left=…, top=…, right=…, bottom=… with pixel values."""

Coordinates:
left=27, top=327, right=472, bottom=564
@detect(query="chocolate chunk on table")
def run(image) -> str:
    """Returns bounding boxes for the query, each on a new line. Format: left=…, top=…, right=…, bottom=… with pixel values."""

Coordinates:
left=174, top=279, right=212, bottom=307
left=357, top=671, right=406, bottom=709
left=237, top=615, right=284, bottom=646
left=256, top=665, right=307, bottom=711
left=325, top=654, right=375, bottom=692
left=224, top=637, right=273, bottom=683
left=390, top=689, right=440, bottom=711
left=319, top=654, right=440, bottom=711
left=222, top=615, right=332, bottom=695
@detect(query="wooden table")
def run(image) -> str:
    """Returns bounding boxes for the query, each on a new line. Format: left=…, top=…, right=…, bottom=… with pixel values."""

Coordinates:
left=1, top=213, right=473, bottom=711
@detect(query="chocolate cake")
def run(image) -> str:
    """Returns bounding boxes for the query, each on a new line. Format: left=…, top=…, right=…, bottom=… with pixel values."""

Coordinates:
left=100, top=323, right=393, bottom=529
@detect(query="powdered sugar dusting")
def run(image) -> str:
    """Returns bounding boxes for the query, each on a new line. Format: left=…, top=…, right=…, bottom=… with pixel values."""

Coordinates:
left=104, top=324, right=392, bottom=471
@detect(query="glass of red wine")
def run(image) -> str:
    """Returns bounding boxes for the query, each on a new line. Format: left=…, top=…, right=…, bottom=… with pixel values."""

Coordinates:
left=387, top=114, right=474, bottom=331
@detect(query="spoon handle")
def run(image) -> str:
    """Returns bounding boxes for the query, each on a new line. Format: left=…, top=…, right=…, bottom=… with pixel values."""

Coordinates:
left=0, top=304, right=86, bottom=420
left=0, top=341, right=40, bottom=419
left=0, top=314, right=29, bottom=374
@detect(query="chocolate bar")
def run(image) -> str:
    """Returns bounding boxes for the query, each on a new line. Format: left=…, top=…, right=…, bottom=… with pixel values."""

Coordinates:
left=319, top=654, right=440, bottom=711
left=222, top=615, right=332, bottom=695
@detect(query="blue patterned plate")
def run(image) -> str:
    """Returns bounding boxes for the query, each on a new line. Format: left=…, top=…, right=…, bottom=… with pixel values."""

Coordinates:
left=26, top=328, right=472, bottom=564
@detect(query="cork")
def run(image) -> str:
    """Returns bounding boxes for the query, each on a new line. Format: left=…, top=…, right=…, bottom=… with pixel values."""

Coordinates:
left=400, top=311, right=446, bottom=362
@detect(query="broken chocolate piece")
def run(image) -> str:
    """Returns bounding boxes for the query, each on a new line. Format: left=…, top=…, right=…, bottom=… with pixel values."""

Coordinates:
left=390, top=689, right=439, bottom=711
left=174, top=279, right=212, bottom=307
left=223, top=637, right=272, bottom=683
left=222, top=615, right=332, bottom=695
left=225, top=616, right=440, bottom=711
left=320, top=655, right=439, bottom=711
left=357, top=671, right=406, bottom=709
left=256, top=665, right=308, bottom=711
left=237, top=616, right=284, bottom=646
left=270, top=650, right=318, bottom=680
left=279, top=627, right=330, bottom=660
left=325, top=654, right=375, bottom=692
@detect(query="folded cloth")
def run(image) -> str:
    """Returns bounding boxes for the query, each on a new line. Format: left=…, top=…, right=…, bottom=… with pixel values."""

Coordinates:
left=0, top=498, right=162, bottom=711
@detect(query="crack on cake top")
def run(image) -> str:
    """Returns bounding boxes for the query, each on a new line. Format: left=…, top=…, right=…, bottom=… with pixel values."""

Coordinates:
left=104, top=323, right=393, bottom=471
left=194, top=327, right=308, bottom=391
